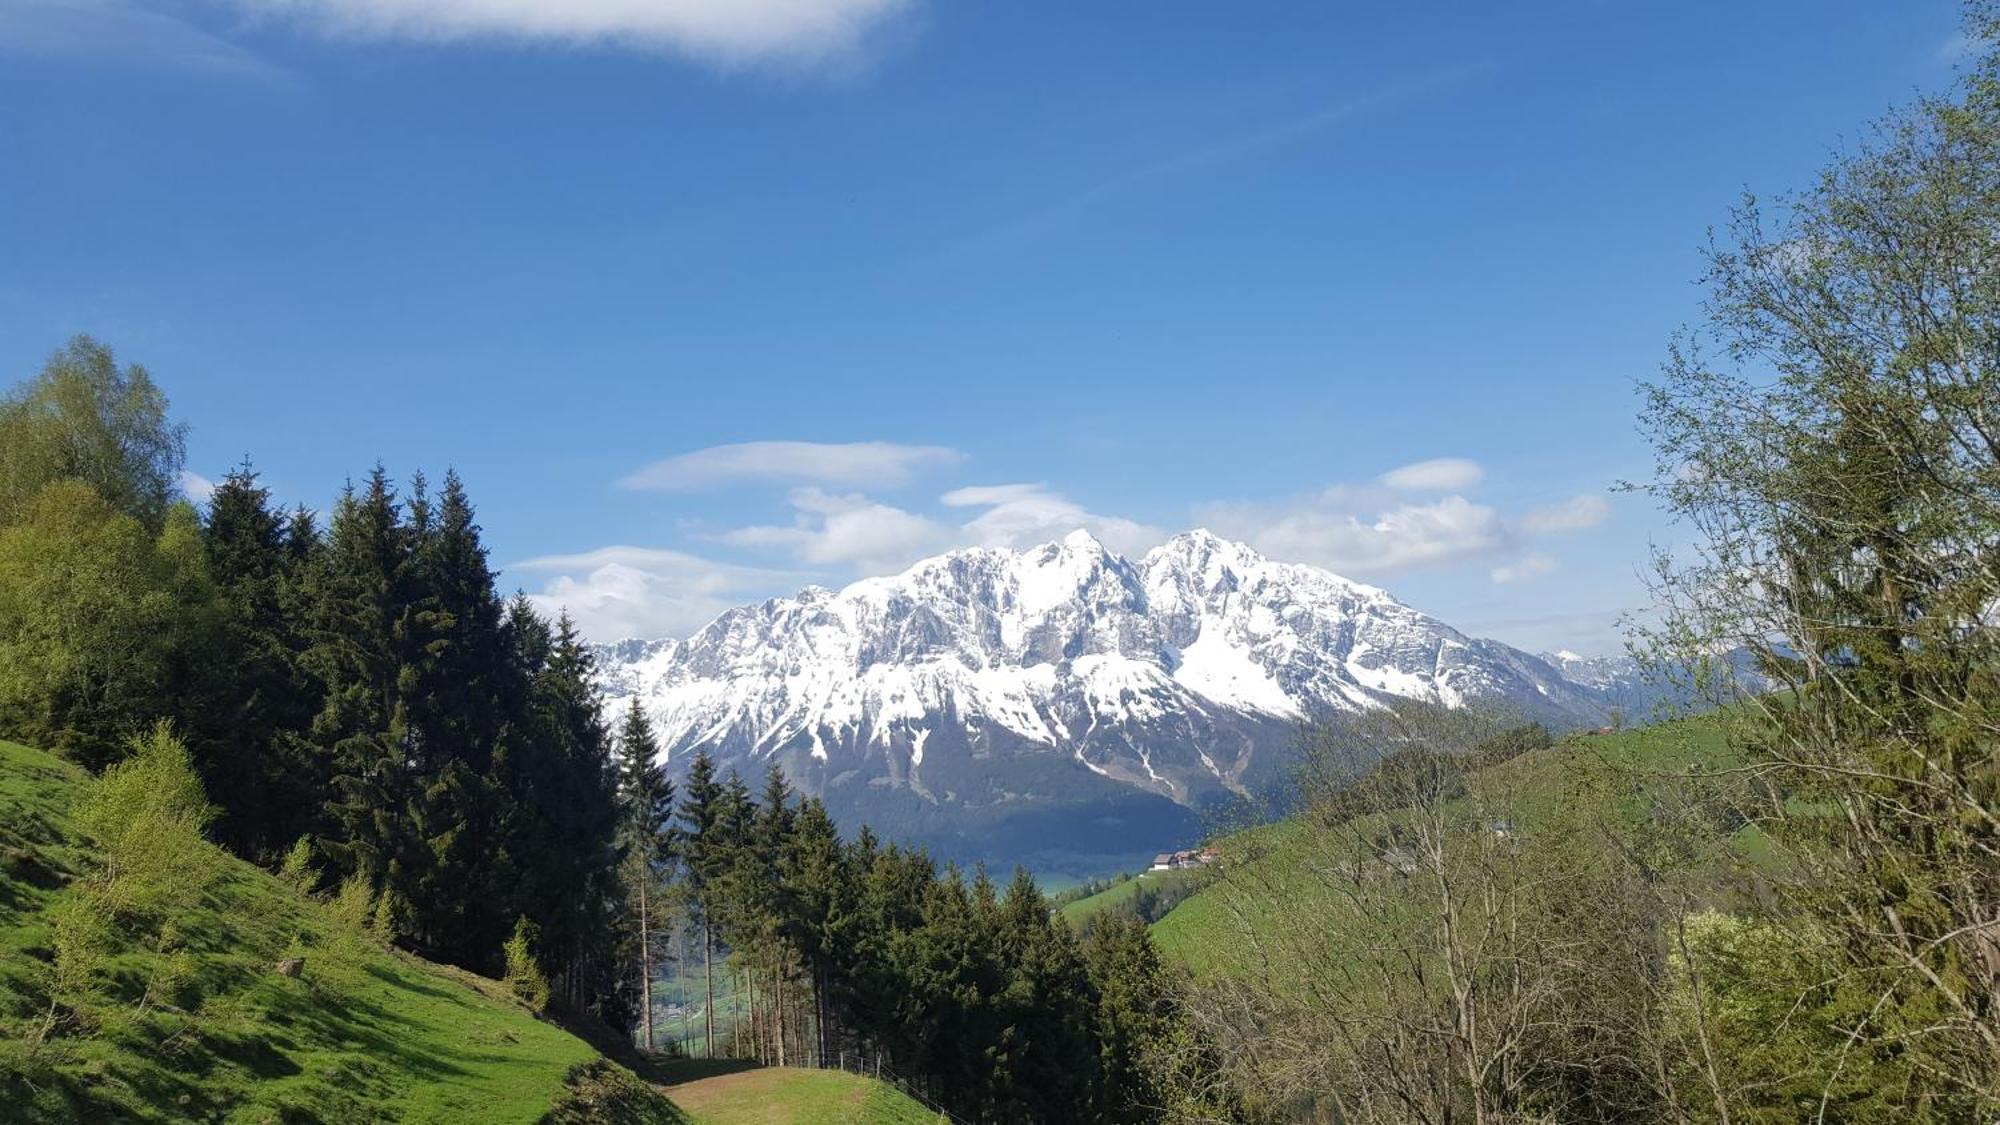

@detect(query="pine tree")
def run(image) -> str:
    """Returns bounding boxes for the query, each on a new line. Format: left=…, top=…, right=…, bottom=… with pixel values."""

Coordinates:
left=674, top=751, right=722, bottom=1056
left=511, top=611, right=625, bottom=1020
left=615, top=699, right=673, bottom=1050
left=197, top=461, right=317, bottom=856
left=401, top=470, right=514, bottom=963
left=782, top=796, right=854, bottom=1065
left=302, top=469, right=417, bottom=892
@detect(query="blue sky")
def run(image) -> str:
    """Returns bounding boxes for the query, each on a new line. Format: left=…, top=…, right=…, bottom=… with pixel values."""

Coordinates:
left=0, top=0, right=1970, bottom=653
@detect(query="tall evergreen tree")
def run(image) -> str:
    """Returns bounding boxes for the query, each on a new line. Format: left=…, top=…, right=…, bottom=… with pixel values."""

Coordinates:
left=512, top=611, right=626, bottom=1020
left=615, top=699, right=674, bottom=1050
left=674, top=751, right=723, bottom=1056
left=402, top=470, right=514, bottom=963
left=197, top=461, right=318, bottom=855
left=303, top=469, right=418, bottom=893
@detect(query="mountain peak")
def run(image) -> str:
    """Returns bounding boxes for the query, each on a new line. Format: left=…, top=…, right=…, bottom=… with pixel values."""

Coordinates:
left=591, top=529, right=1640, bottom=862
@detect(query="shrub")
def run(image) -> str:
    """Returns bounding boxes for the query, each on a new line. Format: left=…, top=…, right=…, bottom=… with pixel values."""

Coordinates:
left=277, top=837, right=318, bottom=896
left=503, top=917, right=549, bottom=1012
left=331, top=873, right=376, bottom=934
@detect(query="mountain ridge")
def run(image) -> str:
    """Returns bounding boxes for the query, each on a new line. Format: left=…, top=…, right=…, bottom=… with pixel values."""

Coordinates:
left=592, top=530, right=1645, bottom=868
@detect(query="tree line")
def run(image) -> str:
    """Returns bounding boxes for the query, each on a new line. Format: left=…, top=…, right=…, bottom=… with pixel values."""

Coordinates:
left=0, top=343, right=627, bottom=1023
left=613, top=707, right=1240, bottom=1122
left=0, top=339, right=1238, bottom=1123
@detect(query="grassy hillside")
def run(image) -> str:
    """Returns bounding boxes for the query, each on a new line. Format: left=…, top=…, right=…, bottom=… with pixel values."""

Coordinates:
left=665, top=1065, right=944, bottom=1124
left=1055, top=865, right=1208, bottom=928
left=0, top=738, right=679, bottom=1123
left=1149, top=713, right=1746, bottom=977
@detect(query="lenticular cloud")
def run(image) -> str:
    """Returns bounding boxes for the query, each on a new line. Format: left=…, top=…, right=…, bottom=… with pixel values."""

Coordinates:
left=219, top=0, right=912, bottom=64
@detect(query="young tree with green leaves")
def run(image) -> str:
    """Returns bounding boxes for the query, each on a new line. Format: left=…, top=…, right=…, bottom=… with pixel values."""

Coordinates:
left=0, top=335, right=187, bottom=532
left=1638, top=7, right=2000, bottom=1113
left=0, top=481, right=217, bottom=770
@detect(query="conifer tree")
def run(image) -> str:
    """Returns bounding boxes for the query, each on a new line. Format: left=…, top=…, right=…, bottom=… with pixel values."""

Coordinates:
left=615, top=699, right=673, bottom=1050
left=673, top=751, right=722, bottom=1055
left=303, top=469, right=417, bottom=892
left=511, top=611, right=626, bottom=1020
left=401, top=470, right=513, bottom=963
left=198, top=461, right=317, bottom=855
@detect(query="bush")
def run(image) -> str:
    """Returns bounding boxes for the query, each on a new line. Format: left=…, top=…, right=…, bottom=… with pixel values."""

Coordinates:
left=331, top=873, right=376, bottom=934
left=33, top=722, right=219, bottom=1046
left=503, top=917, right=550, bottom=1012
left=277, top=837, right=318, bottom=896
left=371, top=886, right=407, bottom=944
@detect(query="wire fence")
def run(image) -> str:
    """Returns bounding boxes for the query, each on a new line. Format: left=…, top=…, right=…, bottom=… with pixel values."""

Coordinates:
left=807, top=1048, right=969, bottom=1124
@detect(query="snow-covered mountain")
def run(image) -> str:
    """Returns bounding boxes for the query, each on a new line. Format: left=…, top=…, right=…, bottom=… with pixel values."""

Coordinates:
left=593, top=530, right=1638, bottom=868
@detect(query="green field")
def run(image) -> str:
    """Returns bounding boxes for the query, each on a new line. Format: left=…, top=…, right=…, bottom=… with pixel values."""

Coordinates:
left=666, top=1065, right=944, bottom=1124
left=1149, top=714, right=1747, bottom=977
left=0, top=738, right=678, bottom=1123
left=1056, top=866, right=1204, bottom=927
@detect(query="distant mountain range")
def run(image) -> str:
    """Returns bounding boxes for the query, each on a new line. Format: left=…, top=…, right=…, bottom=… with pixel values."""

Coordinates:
left=593, top=530, right=1669, bottom=872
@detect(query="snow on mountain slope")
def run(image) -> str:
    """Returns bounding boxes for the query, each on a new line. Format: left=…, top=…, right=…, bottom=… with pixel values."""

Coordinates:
left=593, top=530, right=1633, bottom=864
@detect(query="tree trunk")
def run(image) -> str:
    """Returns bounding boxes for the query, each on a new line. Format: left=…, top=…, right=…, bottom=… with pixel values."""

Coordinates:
left=703, top=914, right=715, bottom=1058
left=776, top=972, right=787, bottom=1067
left=637, top=876, right=653, bottom=1052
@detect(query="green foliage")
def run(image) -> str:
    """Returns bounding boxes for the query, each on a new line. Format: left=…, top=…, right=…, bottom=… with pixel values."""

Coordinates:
left=29, top=724, right=225, bottom=1048
left=372, top=883, right=409, bottom=944
left=1666, top=912, right=1926, bottom=1123
left=0, top=738, right=677, bottom=1122
left=331, top=871, right=376, bottom=933
left=73, top=722, right=219, bottom=913
left=277, top=836, right=318, bottom=896
left=0, top=335, right=186, bottom=532
left=1634, top=7, right=2000, bottom=1111
left=191, top=462, right=322, bottom=857
left=506, top=916, right=552, bottom=1012
left=0, top=481, right=217, bottom=770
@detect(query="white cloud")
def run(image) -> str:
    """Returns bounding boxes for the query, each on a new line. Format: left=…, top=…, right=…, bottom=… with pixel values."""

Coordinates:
left=620, top=440, right=963, bottom=492
left=1520, top=494, right=1610, bottom=533
left=1491, top=552, right=1558, bottom=584
left=715, top=487, right=955, bottom=573
left=1193, top=470, right=1611, bottom=581
left=1379, top=457, right=1484, bottom=492
left=714, top=482, right=1164, bottom=576
left=212, top=0, right=913, bottom=66
left=948, top=482, right=1165, bottom=557
left=509, top=545, right=798, bottom=640
left=1198, top=492, right=1513, bottom=576
left=180, top=470, right=218, bottom=503
left=939, top=482, right=1048, bottom=508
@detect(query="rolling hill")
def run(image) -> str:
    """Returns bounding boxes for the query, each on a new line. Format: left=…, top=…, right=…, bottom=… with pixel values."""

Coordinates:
left=1143, top=713, right=1748, bottom=978
left=0, top=738, right=679, bottom=1123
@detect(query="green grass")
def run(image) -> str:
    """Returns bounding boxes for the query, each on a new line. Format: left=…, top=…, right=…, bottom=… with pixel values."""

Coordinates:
left=1149, top=713, right=1748, bottom=977
left=1056, top=867, right=1194, bottom=926
left=0, top=739, right=680, bottom=1123
left=666, top=1065, right=944, bottom=1124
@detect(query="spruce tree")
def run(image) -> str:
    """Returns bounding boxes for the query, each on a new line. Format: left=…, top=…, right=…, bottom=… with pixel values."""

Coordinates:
left=615, top=699, right=674, bottom=1050
left=303, top=469, right=417, bottom=893
left=674, top=751, right=722, bottom=1056
left=198, top=461, right=317, bottom=856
